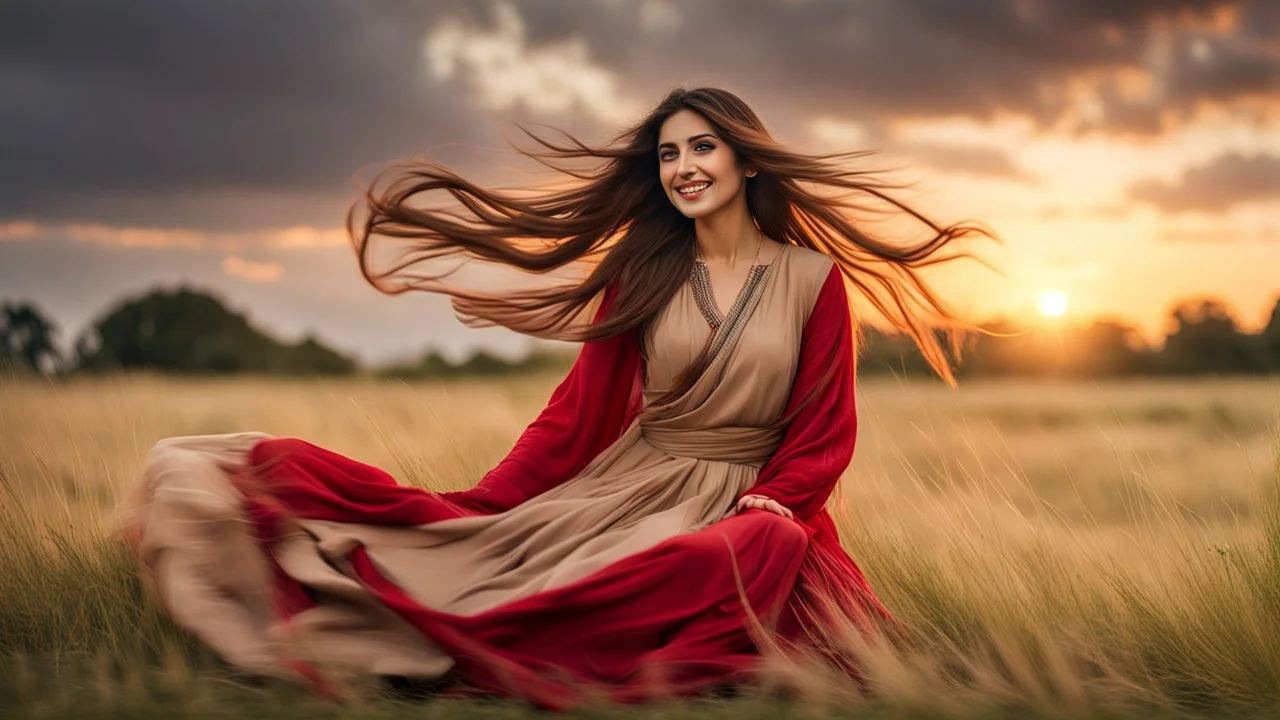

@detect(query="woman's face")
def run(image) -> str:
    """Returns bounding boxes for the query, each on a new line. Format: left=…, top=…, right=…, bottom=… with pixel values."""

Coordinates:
left=657, top=109, right=753, bottom=220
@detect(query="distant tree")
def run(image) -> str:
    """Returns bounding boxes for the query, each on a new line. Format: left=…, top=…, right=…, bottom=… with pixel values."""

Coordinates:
left=1262, top=297, right=1280, bottom=371
left=858, top=321, right=1050, bottom=379
left=906, top=318, right=1152, bottom=379
left=827, top=303, right=1275, bottom=379
left=1160, top=299, right=1262, bottom=374
left=1065, top=319, right=1147, bottom=376
left=955, top=320, right=1044, bottom=377
left=0, top=301, right=62, bottom=374
left=74, top=287, right=355, bottom=375
left=283, top=334, right=360, bottom=375
left=377, top=347, right=571, bottom=380
left=855, top=325, right=936, bottom=377
left=378, top=351, right=457, bottom=379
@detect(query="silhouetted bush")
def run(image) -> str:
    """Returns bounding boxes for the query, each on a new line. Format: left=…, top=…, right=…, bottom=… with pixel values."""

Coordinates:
left=72, top=287, right=355, bottom=375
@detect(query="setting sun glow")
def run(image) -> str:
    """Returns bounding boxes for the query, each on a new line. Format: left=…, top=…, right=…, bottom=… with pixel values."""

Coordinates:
left=1037, top=290, right=1069, bottom=318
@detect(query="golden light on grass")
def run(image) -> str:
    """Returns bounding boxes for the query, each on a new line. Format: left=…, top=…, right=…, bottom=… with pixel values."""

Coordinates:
left=1037, top=289, right=1069, bottom=318
left=1, top=373, right=1279, bottom=717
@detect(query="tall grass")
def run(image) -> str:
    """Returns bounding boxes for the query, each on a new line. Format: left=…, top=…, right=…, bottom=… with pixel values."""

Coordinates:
left=1, top=373, right=1278, bottom=718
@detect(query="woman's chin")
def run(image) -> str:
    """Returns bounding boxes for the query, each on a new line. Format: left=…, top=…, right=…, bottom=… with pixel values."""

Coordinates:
left=673, top=202, right=723, bottom=220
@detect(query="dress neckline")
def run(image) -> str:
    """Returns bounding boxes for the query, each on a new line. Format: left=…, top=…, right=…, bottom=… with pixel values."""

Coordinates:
left=691, top=245, right=789, bottom=329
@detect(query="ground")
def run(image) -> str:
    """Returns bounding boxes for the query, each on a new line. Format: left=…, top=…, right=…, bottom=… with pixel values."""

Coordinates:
left=2, top=373, right=1279, bottom=719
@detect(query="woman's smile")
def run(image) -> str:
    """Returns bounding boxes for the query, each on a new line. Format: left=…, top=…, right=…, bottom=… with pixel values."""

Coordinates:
left=676, top=181, right=711, bottom=200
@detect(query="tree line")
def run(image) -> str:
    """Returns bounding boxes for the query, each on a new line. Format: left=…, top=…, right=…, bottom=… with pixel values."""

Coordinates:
left=0, top=287, right=571, bottom=379
left=3, top=287, right=1280, bottom=379
left=860, top=297, right=1280, bottom=379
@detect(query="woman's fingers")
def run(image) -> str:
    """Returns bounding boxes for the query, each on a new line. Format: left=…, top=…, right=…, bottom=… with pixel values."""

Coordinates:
left=764, top=498, right=794, bottom=520
left=734, top=494, right=794, bottom=520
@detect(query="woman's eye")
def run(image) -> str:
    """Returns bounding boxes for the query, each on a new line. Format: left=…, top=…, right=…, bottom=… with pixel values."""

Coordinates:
left=660, top=143, right=713, bottom=161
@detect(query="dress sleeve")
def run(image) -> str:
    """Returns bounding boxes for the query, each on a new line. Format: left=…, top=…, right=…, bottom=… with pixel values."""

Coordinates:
left=441, top=285, right=644, bottom=514
left=738, top=264, right=857, bottom=522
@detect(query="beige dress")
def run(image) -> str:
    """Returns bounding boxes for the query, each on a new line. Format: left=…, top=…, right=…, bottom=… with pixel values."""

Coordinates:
left=124, top=244, right=836, bottom=681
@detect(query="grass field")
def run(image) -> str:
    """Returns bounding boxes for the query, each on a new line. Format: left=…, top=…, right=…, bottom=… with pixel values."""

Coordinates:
left=2, top=372, right=1280, bottom=719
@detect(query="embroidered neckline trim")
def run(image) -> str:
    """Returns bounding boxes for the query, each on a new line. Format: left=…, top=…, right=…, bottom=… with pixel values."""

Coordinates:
left=691, top=262, right=768, bottom=329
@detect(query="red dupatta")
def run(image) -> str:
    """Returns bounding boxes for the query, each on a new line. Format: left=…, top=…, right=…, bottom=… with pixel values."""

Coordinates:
left=443, top=262, right=892, bottom=633
left=237, top=261, right=893, bottom=707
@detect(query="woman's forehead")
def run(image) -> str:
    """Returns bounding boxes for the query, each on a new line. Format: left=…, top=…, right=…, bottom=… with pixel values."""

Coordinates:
left=658, top=111, right=715, bottom=143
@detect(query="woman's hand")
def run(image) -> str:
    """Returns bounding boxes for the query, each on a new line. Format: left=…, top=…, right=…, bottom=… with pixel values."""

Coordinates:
left=728, top=494, right=794, bottom=520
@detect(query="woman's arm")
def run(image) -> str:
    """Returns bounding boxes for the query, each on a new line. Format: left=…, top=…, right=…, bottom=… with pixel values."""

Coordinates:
left=737, top=264, right=857, bottom=522
left=442, top=285, right=643, bottom=514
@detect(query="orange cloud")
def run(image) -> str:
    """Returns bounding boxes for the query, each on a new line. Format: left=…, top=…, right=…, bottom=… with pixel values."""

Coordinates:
left=66, top=223, right=209, bottom=249
left=270, top=226, right=348, bottom=249
left=0, top=221, right=40, bottom=240
left=222, top=256, right=283, bottom=282
left=29, top=222, right=352, bottom=250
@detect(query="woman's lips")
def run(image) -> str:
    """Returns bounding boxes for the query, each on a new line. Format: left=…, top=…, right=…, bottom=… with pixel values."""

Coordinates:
left=676, top=182, right=711, bottom=200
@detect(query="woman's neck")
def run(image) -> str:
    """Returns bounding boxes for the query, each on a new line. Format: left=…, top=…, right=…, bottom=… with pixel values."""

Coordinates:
left=693, top=208, right=758, bottom=265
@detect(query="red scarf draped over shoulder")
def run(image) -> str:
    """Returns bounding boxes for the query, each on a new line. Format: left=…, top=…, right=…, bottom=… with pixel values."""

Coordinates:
left=442, top=262, right=892, bottom=632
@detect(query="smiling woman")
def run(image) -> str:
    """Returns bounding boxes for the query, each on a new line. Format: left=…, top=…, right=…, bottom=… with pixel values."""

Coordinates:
left=123, top=86, right=995, bottom=709
left=346, top=87, right=993, bottom=387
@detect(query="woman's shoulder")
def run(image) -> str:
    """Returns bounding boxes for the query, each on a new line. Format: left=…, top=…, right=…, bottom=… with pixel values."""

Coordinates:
left=783, top=243, right=835, bottom=278
left=777, top=243, right=836, bottom=310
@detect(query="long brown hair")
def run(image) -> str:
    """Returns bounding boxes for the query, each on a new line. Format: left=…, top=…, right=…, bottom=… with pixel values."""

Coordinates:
left=347, top=87, right=991, bottom=398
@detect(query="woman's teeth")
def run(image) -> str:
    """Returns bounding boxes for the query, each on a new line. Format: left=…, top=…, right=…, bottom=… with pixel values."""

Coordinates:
left=678, top=182, right=710, bottom=197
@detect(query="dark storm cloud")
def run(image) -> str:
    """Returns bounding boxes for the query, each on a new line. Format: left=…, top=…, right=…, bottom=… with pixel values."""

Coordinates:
left=1048, top=0, right=1229, bottom=22
left=0, top=0, right=494, bottom=230
left=1088, top=1, right=1280, bottom=135
left=2, top=0, right=1275, bottom=234
left=509, top=0, right=1274, bottom=136
left=1163, top=31, right=1280, bottom=105
left=513, top=0, right=1104, bottom=126
left=1129, top=152, right=1280, bottom=212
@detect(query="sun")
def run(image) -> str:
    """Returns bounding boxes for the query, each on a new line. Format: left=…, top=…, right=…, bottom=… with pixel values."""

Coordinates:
left=1037, top=289, right=1069, bottom=318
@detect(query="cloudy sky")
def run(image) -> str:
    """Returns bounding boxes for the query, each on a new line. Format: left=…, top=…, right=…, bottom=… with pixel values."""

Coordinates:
left=2, top=0, right=1277, bottom=364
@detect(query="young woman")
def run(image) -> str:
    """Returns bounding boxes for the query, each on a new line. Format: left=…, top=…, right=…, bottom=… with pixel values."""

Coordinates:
left=124, top=87, right=986, bottom=709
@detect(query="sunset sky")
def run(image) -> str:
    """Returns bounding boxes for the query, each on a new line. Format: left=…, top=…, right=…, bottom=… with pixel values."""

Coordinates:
left=2, top=0, right=1278, bottom=364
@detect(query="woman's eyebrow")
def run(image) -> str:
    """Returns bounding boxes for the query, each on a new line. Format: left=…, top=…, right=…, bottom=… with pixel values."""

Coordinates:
left=657, top=133, right=717, bottom=150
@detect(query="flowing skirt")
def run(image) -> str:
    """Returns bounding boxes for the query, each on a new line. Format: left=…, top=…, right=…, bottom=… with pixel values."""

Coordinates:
left=124, top=432, right=814, bottom=709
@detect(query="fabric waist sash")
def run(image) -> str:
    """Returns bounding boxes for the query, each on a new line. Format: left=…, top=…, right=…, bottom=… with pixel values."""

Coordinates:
left=639, top=424, right=782, bottom=465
